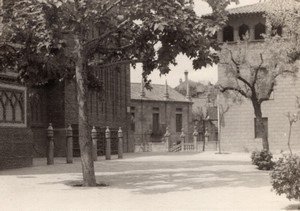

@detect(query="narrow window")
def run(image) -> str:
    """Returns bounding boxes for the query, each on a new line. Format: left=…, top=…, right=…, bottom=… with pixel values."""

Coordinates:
left=255, top=23, right=266, bottom=40
left=239, top=24, right=249, bottom=40
left=176, top=114, right=182, bottom=132
left=271, top=25, right=283, bottom=37
left=152, top=113, right=160, bottom=135
left=223, top=25, right=234, bottom=42
left=0, top=87, right=25, bottom=125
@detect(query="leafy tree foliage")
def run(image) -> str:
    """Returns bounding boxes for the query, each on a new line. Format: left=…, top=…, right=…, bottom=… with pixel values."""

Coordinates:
left=0, top=0, right=238, bottom=186
left=271, top=154, right=300, bottom=201
left=251, top=149, right=275, bottom=170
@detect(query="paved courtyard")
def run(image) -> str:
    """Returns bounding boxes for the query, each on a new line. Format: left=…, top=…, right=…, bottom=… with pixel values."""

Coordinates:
left=0, top=152, right=299, bottom=210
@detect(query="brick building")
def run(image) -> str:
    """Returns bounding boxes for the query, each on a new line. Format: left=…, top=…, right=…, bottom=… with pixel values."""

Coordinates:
left=0, top=0, right=132, bottom=169
left=218, top=2, right=300, bottom=152
left=130, top=77, right=193, bottom=152
left=0, top=62, right=132, bottom=169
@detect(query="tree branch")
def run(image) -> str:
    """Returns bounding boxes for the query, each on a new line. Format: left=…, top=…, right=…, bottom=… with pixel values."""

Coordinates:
left=219, top=85, right=249, bottom=99
left=226, top=49, right=253, bottom=89
left=100, top=0, right=122, bottom=17
left=83, top=18, right=131, bottom=55
left=90, top=59, right=143, bottom=68
left=252, top=53, right=264, bottom=87
left=236, top=75, right=253, bottom=90
left=259, top=81, right=275, bottom=104
left=229, top=50, right=239, bottom=67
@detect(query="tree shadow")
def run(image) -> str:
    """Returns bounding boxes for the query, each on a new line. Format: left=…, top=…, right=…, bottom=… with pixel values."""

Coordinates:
left=1, top=153, right=272, bottom=196
left=90, top=161, right=270, bottom=194
left=285, top=204, right=300, bottom=210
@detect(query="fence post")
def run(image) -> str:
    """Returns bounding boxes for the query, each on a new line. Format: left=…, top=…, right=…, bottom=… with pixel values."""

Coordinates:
left=118, top=127, right=123, bottom=159
left=66, top=124, right=73, bottom=164
left=164, top=127, right=170, bottom=152
left=91, top=126, right=98, bottom=161
left=105, top=126, right=111, bottom=160
left=180, top=128, right=185, bottom=152
left=47, top=123, right=54, bottom=165
left=203, top=127, right=209, bottom=151
left=193, top=126, right=198, bottom=152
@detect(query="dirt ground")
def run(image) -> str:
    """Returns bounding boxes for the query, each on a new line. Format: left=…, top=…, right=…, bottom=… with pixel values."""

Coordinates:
left=0, top=152, right=299, bottom=211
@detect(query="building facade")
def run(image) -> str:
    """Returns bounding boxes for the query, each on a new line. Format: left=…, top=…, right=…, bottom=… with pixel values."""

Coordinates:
left=0, top=63, right=132, bottom=169
left=130, top=78, right=193, bottom=152
left=0, top=0, right=134, bottom=169
left=218, top=2, right=300, bottom=152
left=175, top=74, right=219, bottom=149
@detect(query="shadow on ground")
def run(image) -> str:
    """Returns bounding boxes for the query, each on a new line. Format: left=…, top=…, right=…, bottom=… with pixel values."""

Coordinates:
left=93, top=161, right=270, bottom=194
left=0, top=153, right=272, bottom=195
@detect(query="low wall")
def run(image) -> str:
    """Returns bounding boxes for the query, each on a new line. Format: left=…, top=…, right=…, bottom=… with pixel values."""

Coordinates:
left=0, top=128, right=33, bottom=170
left=135, top=142, right=168, bottom=152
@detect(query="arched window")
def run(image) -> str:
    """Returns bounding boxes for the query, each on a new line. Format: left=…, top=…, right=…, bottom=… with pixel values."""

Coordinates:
left=223, top=25, right=234, bottom=42
left=239, top=24, right=249, bottom=41
left=271, top=25, right=283, bottom=37
left=0, top=87, right=25, bottom=125
left=255, top=23, right=266, bottom=40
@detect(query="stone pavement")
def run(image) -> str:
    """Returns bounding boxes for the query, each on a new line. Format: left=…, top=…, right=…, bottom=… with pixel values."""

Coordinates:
left=0, top=152, right=298, bottom=211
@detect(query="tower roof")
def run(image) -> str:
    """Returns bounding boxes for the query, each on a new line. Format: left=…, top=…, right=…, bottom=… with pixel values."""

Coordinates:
left=226, top=1, right=270, bottom=16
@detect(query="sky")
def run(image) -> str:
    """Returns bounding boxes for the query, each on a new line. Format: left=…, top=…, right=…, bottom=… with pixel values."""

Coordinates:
left=130, top=0, right=261, bottom=87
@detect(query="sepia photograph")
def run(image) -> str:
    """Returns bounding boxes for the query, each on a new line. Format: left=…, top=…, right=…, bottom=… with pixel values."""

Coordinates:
left=0, top=0, right=300, bottom=210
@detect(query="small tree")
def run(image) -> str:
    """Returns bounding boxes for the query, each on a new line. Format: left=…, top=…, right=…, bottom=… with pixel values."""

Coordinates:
left=285, top=96, right=300, bottom=154
left=217, top=91, right=242, bottom=153
left=219, top=40, right=298, bottom=151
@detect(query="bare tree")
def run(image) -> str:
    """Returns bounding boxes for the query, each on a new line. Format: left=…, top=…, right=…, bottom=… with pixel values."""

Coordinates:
left=219, top=40, right=298, bottom=151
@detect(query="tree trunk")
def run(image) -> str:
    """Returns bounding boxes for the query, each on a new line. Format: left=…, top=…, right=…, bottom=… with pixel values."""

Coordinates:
left=75, top=38, right=96, bottom=186
left=287, top=122, right=293, bottom=155
left=253, top=102, right=269, bottom=151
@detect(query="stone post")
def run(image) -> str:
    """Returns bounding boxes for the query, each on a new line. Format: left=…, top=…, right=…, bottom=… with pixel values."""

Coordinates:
left=193, top=126, right=198, bottom=152
left=105, top=126, right=111, bottom=160
left=234, top=27, right=239, bottom=41
left=47, top=123, right=54, bottom=165
left=66, top=124, right=73, bottom=164
left=118, top=127, right=123, bottom=159
left=164, top=127, right=171, bottom=152
left=180, top=128, right=185, bottom=152
left=91, top=126, right=98, bottom=161
left=203, top=127, right=209, bottom=151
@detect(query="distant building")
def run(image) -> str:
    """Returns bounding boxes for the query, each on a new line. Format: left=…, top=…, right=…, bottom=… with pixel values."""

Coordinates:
left=175, top=72, right=219, bottom=150
left=218, top=2, right=300, bottom=152
left=130, top=76, right=193, bottom=152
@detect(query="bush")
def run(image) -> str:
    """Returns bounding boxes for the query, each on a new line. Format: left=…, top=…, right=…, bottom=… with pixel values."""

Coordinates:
left=251, top=149, right=275, bottom=170
left=271, top=154, right=300, bottom=201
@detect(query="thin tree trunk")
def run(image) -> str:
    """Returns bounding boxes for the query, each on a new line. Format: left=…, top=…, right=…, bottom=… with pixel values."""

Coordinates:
left=218, top=125, right=222, bottom=154
left=75, top=37, right=96, bottom=187
left=287, top=122, right=293, bottom=155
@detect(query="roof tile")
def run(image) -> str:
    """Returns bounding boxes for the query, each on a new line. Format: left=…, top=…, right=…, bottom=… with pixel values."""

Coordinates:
left=131, top=83, right=191, bottom=103
left=226, top=1, right=269, bottom=15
